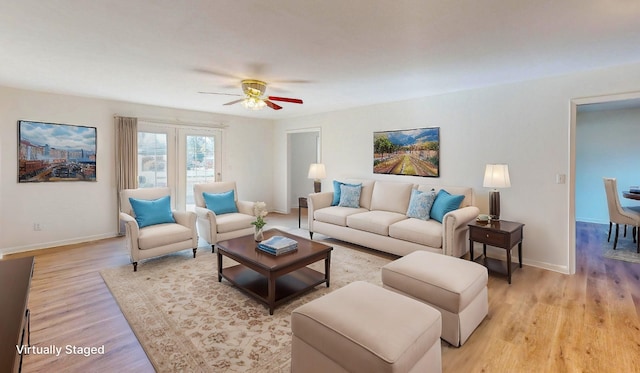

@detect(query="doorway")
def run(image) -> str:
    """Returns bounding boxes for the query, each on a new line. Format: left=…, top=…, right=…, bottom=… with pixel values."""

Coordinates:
left=570, top=92, right=640, bottom=273
left=137, top=122, right=222, bottom=211
left=287, top=129, right=321, bottom=211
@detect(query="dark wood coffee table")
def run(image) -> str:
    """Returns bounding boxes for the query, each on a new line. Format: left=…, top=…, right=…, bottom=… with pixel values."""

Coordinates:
left=216, top=229, right=332, bottom=315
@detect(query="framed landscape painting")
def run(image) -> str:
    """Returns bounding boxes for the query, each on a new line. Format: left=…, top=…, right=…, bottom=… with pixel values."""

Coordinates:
left=373, top=127, right=439, bottom=177
left=18, top=120, right=97, bottom=182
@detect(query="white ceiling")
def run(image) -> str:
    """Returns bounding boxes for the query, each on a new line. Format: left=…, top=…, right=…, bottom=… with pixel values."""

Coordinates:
left=1, top=0, right=640, bottom=119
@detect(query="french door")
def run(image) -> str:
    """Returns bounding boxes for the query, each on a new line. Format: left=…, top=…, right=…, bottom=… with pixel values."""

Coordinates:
left=137, top=122, right=222, bottom=210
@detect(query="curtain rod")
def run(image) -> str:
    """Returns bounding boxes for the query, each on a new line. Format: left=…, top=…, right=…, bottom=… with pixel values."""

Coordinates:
left=114, top=115, right=228, bottom=128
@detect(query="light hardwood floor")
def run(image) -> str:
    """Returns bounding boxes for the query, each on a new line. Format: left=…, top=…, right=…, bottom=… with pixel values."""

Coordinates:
left=7, top=215, right=640, bottom=373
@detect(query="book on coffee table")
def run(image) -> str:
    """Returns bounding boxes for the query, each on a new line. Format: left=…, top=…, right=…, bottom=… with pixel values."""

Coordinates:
left=257, top=236, right=298, bottom=256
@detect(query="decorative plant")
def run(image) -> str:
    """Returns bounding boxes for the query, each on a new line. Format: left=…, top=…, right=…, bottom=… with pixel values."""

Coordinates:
left=251, top=201, right=268, bottom=230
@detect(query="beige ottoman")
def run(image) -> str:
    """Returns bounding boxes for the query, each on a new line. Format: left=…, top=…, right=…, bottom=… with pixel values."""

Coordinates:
left=381, top=251, right=488, bottom=347
left=291, top=281, right=442, bottom=373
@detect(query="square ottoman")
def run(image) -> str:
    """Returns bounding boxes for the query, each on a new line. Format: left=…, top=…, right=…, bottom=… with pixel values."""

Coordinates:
left=291, top=281, right=442, bottom=373
left=381, top=251, right=488, bottom=346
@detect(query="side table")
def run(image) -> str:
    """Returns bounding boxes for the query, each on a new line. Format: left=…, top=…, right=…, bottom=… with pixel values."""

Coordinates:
left=468, top=220, right=524, bottom=284
left=298, top=197, right=308, bottom=228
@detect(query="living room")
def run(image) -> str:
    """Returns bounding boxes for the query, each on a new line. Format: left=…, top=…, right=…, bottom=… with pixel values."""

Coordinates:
left=2, top=1, right=640, bottom=372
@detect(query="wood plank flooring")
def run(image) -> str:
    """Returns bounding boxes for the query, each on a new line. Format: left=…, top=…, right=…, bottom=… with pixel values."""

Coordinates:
left=7, top=216, right=640, bottom=373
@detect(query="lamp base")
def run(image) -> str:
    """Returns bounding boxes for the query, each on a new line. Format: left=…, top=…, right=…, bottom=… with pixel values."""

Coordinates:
left=313, top=180, right=321, bottom=193
left=488, top=190, right=501, bottom=220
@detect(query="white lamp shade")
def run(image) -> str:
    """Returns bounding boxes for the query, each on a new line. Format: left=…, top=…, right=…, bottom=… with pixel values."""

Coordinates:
left=483, top=164, right=511, bottom=188
left=308, top=163, right=326, bottom=180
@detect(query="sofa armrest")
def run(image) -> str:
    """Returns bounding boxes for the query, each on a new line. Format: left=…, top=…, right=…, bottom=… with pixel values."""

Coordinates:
left=195, top=206, right=216, bottom=223
left=236, top=200, right=254, bottom=216
left=307, top=192, right=334, bottom=231
left=119, top=212, right=140, bottom=259
left=173, top=210, right=197, bottom=229
left=442, top=206, right=480, bottom=257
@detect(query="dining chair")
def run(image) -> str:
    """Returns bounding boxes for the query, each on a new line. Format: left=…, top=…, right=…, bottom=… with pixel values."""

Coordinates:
left=603, top=177, right=640, bottom=252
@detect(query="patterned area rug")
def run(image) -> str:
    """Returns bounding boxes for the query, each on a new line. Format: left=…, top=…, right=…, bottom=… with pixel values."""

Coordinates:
left=603, top=247, right=640, bottom=264
left=101, top=232, right=392, bottom=372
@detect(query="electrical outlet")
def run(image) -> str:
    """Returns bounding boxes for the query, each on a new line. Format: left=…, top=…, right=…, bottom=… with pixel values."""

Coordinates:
left=556, top=174, right=566, bottom=184
left=33, top=223, right=42, bottom=231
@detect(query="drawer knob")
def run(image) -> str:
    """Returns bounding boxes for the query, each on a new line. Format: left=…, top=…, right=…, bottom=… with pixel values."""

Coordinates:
left=486, top=234, right=489, bottom=238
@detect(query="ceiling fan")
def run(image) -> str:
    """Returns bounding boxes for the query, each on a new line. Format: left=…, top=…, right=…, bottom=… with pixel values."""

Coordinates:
left=199, top=79, right=303, bottom=110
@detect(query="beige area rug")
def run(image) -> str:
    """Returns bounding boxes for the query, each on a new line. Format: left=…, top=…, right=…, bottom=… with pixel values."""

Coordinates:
left=101, top=230, right=392, bottom=372
left=602, top=230, right=640, bottom=263
left=603, top=246, right=640, bottom=264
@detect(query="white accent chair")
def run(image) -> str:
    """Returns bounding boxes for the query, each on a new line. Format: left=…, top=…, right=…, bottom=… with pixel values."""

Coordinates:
left=193, top=182, right=255, bottom=252
left=603, top=177, right=640, bottom=253
left=119, top=187, right=198, bottom=271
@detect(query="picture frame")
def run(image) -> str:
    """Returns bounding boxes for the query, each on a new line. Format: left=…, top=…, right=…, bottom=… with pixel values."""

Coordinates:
left=373, top=127, right=439, bottom=177
left=18, top=120, right=97, bottom=182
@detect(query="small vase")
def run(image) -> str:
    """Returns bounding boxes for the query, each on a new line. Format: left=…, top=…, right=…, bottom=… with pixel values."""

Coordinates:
left=254, top=227, right=264, bottom=242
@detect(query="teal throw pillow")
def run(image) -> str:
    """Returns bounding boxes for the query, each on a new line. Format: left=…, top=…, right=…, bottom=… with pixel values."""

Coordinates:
left=203, top=190, right=238, bottom=215
left=406, top=189, right=437, bottom=220
left=129, top=195, right=176, bottom=228
left=430, top=189, right=464, bottom=223
left=332, top=180, right=362, bottom=206
left=338, top=184, right=362, bottom=208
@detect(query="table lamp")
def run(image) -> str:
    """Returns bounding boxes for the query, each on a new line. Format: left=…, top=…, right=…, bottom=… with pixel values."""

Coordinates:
left=308, top=163, right=326, bottom=193
left=483, top=164, right=511, bottom=220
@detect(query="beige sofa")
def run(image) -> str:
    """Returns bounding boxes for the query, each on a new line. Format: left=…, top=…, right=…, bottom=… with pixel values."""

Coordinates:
left=308, top=179, right=479, bottom=257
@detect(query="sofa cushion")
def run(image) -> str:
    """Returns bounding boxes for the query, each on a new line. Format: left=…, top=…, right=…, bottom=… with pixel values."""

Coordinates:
left=344, top=179, right=376, bottom=210
left=406, top=189, right=436, bottom=220
left=370, top=181, right=414, bottom=214
left=128, top=195, right=176, bottom=228
left=332, top=180, right=362, bottom=206
left=389, top=218, right=442, bottom=248
left=138, top=223, right=193, bottom=250
left=338, top=184, right=362, bottom=208
left=203, top=190, right=239, bottom=215
left=315, top=206, right=369, bottom=227
left=430, top=189, right=465, bottom=223
left=347, top=211, right=408, bottom=236
left=418, top=185, right=473, bottom=208
left=215, top=212, right=255, bottom=234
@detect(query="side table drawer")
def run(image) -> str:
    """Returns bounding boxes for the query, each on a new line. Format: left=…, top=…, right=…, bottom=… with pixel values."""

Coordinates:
left=470, top=227, right=507, bottom=247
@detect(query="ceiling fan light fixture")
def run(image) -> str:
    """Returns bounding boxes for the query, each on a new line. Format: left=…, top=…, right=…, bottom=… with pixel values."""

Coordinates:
left=241, top=96, right=266, bottom=110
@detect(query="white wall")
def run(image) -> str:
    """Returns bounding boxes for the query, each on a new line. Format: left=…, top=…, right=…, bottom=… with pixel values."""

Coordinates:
left=0, top=86, right=274, bottom=254
left=274, top=61, right=640, bottom=274
left=576, top=107, right=640, bottom=223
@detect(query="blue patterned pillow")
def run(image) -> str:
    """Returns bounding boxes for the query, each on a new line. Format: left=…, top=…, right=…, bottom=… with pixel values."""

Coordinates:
left=338, top=184, right=362, bottom=208
left=406, top=189, right=436, bottom=220
left=332, top=180, right=362, bottom=206
left=430, top=189, right=464, bottom=223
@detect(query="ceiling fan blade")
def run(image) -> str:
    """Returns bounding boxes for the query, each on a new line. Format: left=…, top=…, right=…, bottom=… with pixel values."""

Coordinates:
left=223, top=99, right=245, bottom=106
left=267, top=96, right=303, bottom=104
left=198, top=91, right=242, bottom=97
left=264, top=100, right=283, bottom=110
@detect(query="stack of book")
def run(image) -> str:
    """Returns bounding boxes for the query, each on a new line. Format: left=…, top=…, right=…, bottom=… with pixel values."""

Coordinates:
left=257, top=236, right=298, bottom=256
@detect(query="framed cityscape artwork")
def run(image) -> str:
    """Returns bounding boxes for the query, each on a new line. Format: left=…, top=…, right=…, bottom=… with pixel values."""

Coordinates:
left=373, top=127, right=439, bottom=177
left=18, top=120, right=97, bottom=182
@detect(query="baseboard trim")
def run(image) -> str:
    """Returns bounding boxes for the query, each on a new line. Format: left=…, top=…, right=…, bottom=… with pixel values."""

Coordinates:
left=0, top=232, right=118, bottom=256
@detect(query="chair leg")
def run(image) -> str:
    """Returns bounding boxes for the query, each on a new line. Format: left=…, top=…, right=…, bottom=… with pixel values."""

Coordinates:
left=212, top=245, right=215, bottom=253
left=133, top=262, right=138, bottom=272
left=613, top=224, right=620, bottom=250
left=193, top=248, right=197, bottom=258
left=309, top=232, right=314, bottom=239
left=624, top=224, right=627, bottom=237
left=608, top=222, right=612, bottom=242
left=634, top=227, right=637, bottom=243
